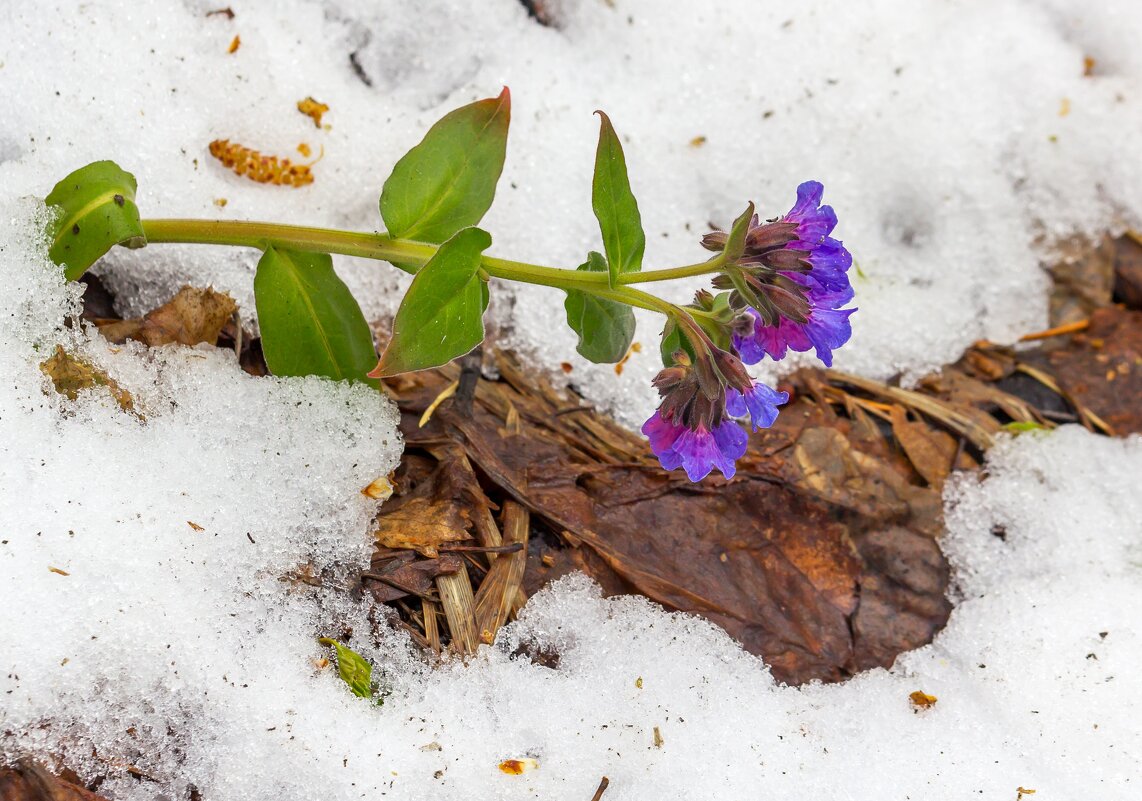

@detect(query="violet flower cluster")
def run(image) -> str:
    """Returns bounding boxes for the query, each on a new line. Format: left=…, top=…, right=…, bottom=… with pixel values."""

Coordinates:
left=642, top=181, right=855, bottom=482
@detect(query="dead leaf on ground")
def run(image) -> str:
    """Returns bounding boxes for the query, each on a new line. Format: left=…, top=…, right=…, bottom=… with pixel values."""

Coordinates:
left=0, top=762, right=110, bottom=801
left=40, top=346, right=136, bottom=415
left=98, top=286, right=237, bottom=348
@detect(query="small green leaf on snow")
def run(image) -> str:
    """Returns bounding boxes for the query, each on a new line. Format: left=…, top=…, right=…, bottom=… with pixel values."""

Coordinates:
left=319, top=638, right=377, bottom=701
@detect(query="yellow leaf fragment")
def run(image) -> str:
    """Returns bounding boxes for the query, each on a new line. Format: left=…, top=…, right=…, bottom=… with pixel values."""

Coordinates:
left=297, top=96, right=330, bottom=128
left=40, top=346, right=137, bottom=416
left=653, top=726, right=664, bottom=747
left=361, top=475, right=394, bottom=501
left=689, top=135, right=707, bottom=147
left=297, top=142, right=312, bottom=158
left=909, top=690, right=937, bottom=709
left=48, top=566, right=70, bottom=576
left=187, top=521, right=205, bottom=532
left=372, top=497, right=469, bottom=558
left=498, top=758, right=538, bottom=775
left=1059, top=97, right=1070, bottom=117
left=228, top=35, right=240, bottom=54
left=1017, top=788, right=1037, bottom=800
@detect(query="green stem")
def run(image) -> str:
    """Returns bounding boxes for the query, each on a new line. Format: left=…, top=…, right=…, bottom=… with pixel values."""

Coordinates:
left=619, top=254, right=725, bottom=284
left=140, top=218, right=717, bottom=317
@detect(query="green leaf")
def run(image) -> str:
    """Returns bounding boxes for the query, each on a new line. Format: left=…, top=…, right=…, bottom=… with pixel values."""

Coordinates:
left=564, top=251, right=636, bottom=363
left=722, top=202, right=755, bottom=263
left=254, top=248, right=378, bottom=387
left=371, top=227, right=492, bottom=377
left=380, top=88, right=511, bottom=245
left=659, top=319, right=696, bottom=367
left=591, top=111, right=645, bottom=287
left=45, top=161, right=146, bottom=281
left=1002, top=420, right=1049, bottom=434
left=319, top=638, right=377, bottom=701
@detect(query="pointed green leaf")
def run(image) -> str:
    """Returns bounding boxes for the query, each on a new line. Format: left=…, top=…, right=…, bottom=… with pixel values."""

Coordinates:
left=319, top=638, right=375, bottom=700
left=592, top=111, right=645, bottom=288
left=45, top=161, right=146, bottom=281
left=254, top=248, right=378, bottom=387
left=380, top=89, right=510, bottom=245
left=722, top=202, right=755, bottom=263
left=371, top=227, right=492, bottom=377
left=564, top=251, right=636, bottom=363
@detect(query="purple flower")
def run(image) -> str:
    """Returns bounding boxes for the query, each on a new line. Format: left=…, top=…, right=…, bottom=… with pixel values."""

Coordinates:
left=722, top=181, right=856, bottom=367
left=783, top=181, right=853, bottom=293
left=733, top=301, right=855, bottom=368
left=642, top=411, right=748, bottom=482
left=725, top=381, right=790, bottom=431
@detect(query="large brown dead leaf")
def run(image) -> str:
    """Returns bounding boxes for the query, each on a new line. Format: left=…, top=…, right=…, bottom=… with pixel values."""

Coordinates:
left=386, top=356, right=952, bottom=685
left=98, top=286, right=236, bottom=347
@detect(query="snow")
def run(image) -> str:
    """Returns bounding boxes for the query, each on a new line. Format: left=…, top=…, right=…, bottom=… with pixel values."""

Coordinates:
left=1, top=1, right=1141, bottom=799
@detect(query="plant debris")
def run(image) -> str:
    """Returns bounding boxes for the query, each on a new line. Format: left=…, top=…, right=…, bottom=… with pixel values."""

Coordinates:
left=297, top=97, right=330, bottom=128
left=39, top=346, right=136, bottom=416
left=96, top=285, right=236, bottom=348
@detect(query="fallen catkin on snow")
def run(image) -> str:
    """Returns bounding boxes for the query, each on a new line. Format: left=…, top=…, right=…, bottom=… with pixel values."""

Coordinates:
left=2, top=0, right=1142, bottom=799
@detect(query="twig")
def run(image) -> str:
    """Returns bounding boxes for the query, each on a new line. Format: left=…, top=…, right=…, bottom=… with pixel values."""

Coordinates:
left=1019, top=319, right=1089, bottom=342
left=589, top=776, right=610, bottom=801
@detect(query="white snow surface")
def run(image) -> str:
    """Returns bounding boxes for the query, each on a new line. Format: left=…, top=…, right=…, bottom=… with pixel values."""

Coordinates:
left=1, top=1, right=1141, bottom=799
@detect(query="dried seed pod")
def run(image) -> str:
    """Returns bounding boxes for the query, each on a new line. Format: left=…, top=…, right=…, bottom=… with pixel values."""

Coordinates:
left=208, top=139, right=316, bottom=187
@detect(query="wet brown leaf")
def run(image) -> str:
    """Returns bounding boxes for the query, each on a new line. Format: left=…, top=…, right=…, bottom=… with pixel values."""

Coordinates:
left=1020, top=306, right=1142, bottom=434
left=98, top=286, right=236, bottom=348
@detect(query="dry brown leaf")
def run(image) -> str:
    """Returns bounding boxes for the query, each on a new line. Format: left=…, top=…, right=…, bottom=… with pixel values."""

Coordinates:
left=98, top=286, right=236, bottom=348
left=373, top=497, right=469, bottom=558
left=40, top=346, right=136, bottom=415
left=889, top=405, right=955, bottom=490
